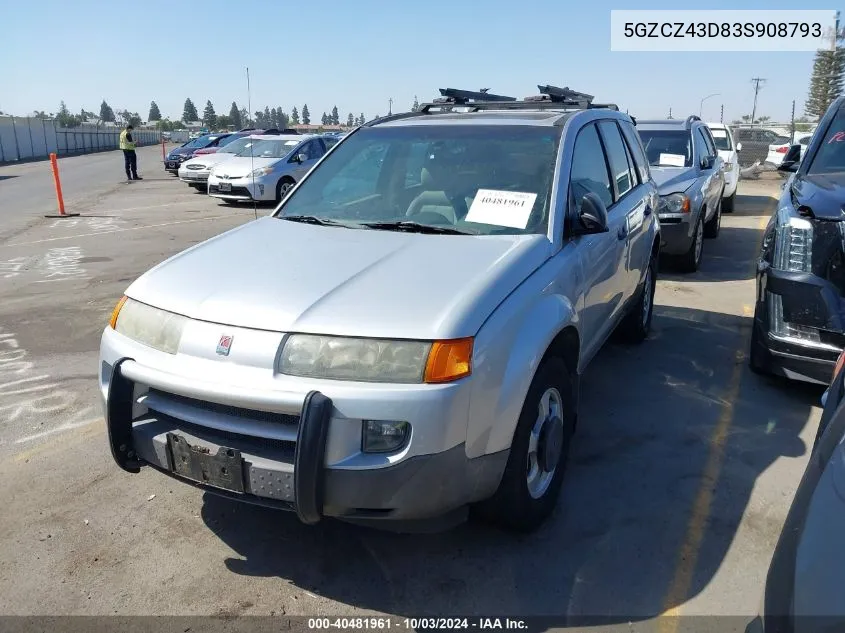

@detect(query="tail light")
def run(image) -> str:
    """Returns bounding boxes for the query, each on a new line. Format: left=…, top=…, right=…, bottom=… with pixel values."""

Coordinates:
left=776, top=146, right=788, bottom=154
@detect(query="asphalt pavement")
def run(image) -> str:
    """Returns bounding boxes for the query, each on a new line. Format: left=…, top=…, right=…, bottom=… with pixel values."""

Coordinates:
left=0, top=149, right=822, bottom=630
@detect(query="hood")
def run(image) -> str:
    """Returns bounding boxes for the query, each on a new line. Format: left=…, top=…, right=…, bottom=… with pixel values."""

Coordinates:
left=194, top=147, right=220, bottom=155
left=125, top=217, right=551, bottom=340
left=650, top=167, right=697, bottom=194
left=791, top=172, right=845, bottom=221
left=210, top=156, right=281, bottom=178
left=182, top=153, right=238, bottom=169
left=168, top=146, right=197, bottom=158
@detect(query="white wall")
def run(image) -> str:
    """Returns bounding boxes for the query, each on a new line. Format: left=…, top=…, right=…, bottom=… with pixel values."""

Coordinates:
left=0, top=117, right=161, bottom=163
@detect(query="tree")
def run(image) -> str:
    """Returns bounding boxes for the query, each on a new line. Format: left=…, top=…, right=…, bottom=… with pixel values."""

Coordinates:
left=56, top=101, right=82, bottom=128
left=183, top=98, right=199, bottom=122
left=148, top=101, right=162, bottom=121
left=302, top=104, right=310, bottom=125
left=330, top=105, right=339, bottom=125
left=794, top=115, right=816, bottom=132
left=277, top=107, right=289, bottom=129
left=806, top=46, right=845, bottom=118
left=239, top=107, right=251, bottom=127
left=229, top=102, right=242, bottom=129
left=202, top=100, right=217, bottom=128
left=264, top=105, right=271, bottom=127
left=270, top=107, right=278, bottom=128
left=290, top=106, right=300, bottom=125
left=254, top=110, right=266, bottom=127
left=757, top=115, right=771, bottom=123
left=347, top=112, right=354, bottom=126
left=320, top=112, right=328, bottom=125
left=412, top=96, right=419, bottom=111
left=216, top=115, right=232, bottom=130
left=99, top=100, right=115, bottom=122
left=360, top=112, right=365, bottom=125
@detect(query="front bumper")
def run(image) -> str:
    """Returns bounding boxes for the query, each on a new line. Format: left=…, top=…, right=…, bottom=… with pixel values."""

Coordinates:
left=179, top=168, right=210, bottom=183
left=723, top=168, right=738, bottom=196
left=753, top=265, right=845, bottom=384
left=99, top=328, right=507, bottom=531
left=657, top=213, right=694, bottom=255
left=207, top=175, right=274, bottom=201
left=165, top=157, right=190, bottom=172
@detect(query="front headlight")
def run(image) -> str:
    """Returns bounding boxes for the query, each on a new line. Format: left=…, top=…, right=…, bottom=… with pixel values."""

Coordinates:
left=772, top=216, right=813, bottom=273
left=109, top=296, right=187, bottom=354
left=250, top=167, right=274, bottom=177
left=658, top=193, right=690, bottom=214
left=278, top=335, right=473, bottom=383
left=723, top=162, right=733, bottom=171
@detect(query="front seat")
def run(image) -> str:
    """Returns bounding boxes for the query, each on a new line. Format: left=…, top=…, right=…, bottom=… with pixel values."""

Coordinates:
left=406, top=167, right=460, bottom=224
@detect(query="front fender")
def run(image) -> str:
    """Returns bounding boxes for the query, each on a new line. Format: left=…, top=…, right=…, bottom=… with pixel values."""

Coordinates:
left=465, top=292, right=578, bottom=459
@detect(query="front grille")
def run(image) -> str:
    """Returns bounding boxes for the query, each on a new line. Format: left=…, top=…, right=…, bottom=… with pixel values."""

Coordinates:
left=156, top=414, right=296, bottom=456
left=146, top=388, right=299, bottom=426
left=186, top=164, right=205, bottom=170
left=209, top=185, right=252, bottom=198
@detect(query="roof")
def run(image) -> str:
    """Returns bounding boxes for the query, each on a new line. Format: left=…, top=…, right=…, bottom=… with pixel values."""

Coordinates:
left=375, top=110, right=573, bottom=128
left=637, top=116, right=702, bottom=131
left=250, top=134, right=308, bottom=141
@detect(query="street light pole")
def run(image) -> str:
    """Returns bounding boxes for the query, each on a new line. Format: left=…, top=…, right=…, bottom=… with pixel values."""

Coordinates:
left=699, top=93, right=721, bottom=118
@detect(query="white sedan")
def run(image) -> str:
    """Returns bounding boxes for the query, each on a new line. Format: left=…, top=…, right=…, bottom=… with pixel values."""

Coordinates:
left=766, top=133, right=812, bottom=166
left=707, top=122, right=741, bottom=212
left=177, top=135, right=264, bottom=188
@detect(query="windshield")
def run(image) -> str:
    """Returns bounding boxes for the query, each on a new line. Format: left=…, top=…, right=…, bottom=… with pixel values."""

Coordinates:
left=275, top=125, right=561, bottom=235
left=808, top=109, right=845, bottom=174
left=216, top=134, right=243, bottom=148
left=183, top=134, right=221, bottom=149
left=219, top=137, right=255, bottom=154
left=637, top=129, right=693, bottom=167
left=239, top=139, right=300, bottom=158
left=710, top=129, right=732, bottom=151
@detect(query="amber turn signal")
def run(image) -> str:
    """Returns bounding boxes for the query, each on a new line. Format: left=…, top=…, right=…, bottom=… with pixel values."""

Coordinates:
left=424, top=337, right=473, bottom=383
left=109, top=296, right=128, bottom=329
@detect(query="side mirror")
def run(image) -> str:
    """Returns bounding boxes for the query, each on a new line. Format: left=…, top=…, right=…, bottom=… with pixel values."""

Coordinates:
left=777, top=144, right=802, bottom=173
left=295, top=153, right=308, bottom=163
left=736, top=142, right=743, bottom=152
left=700, top=155, right=715, bottom=170
left=573, top=192, right=609, bottom=235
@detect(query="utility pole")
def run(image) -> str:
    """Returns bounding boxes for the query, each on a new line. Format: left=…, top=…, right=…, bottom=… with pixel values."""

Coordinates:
left=720, top=104, right=724, bottom=123
left=790, top=99, right=796, bottom=142
left=668, top=107, right=673, bottom=119
left=388, top=98, right=393, bottom=116
left=750, top=77, right=766, bottom=124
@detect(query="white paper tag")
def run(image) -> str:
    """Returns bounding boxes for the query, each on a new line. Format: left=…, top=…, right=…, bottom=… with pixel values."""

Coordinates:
left=658, top=153, right=686, bottom=167
left=465, top=189, right=538, bottom=229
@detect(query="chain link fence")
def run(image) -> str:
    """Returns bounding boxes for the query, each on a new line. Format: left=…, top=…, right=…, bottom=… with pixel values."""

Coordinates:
left=0, top=116, right=160, bottom=164
left=726, top=121, right=816, bottom=170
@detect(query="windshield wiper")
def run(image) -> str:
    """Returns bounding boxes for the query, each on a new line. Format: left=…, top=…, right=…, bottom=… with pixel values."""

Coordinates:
left=361, top=221, right=473, bottom=235
left=279, top=215, right=357, bottom=228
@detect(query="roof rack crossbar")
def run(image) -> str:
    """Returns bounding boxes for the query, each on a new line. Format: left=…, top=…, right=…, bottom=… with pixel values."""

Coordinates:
left=436, top=88, right=516, bottom=104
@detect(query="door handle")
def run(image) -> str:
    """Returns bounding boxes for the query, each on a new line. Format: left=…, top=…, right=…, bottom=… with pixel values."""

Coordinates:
left=617, top=224, right=628, bottom=240
left=643, top=205, right=652, bottom=217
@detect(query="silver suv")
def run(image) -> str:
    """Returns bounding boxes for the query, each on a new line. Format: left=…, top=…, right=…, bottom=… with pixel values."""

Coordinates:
left=100, top=86, right=660, bottom=533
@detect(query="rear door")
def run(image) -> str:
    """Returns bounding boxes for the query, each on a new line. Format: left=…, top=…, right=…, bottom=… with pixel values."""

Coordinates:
left=618, top=119, right=656, bottom=292
left=596, top=120, right=646, bottom=311
left=569, top=122, right=625, bottom=361
left=290, top=139, right=325, bottom=179
left=697, top=127, right=724, bottom=212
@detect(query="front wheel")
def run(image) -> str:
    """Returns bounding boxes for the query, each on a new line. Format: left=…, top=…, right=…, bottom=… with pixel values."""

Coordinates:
left=678, top=215, right=704, bottom=273
left=704, top=201, right=721, bottom=239
left=276, top=178, right=295, bottom=203
left=722, top=190, right=735, bottom=213
left=475, top=357, right=576, bottom=533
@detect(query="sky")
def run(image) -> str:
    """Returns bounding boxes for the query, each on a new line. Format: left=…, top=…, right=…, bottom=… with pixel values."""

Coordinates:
left=0, top=0, right=835, bottom=124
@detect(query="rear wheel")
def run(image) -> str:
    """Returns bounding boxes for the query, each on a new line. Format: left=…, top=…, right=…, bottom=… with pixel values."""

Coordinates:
left=619, top=255, right=656, bottom=343
left=475, top=357, right=575, bottom=533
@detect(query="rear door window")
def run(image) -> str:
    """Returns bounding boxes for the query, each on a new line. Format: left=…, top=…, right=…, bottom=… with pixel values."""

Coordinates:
left=620, top=121, right=649, bottom=183
left=597, top=120, right=635, bottom=201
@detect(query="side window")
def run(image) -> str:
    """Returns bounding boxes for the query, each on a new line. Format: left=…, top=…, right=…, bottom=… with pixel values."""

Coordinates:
left=700, top=127, right=717, bottom=157
left=569, top=123, right=613, bottom=211
left=597, top=120, right=634, bottom=200
left=323, top=137, right=338, bottom=150
left=620, top=121, right=649, bottom=183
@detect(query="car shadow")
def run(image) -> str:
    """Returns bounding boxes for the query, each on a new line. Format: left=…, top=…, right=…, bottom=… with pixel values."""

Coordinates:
left=198, top=304, right=816, bottom=624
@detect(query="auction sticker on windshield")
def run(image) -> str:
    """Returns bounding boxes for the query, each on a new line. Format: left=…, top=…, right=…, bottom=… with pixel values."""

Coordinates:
left=659, top=153, right=686, bottom=167
left=465, top=189, right=537, bottom=229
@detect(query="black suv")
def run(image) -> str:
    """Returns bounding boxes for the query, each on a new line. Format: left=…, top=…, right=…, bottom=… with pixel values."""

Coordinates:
left=750, top=95, right=845, bottom=384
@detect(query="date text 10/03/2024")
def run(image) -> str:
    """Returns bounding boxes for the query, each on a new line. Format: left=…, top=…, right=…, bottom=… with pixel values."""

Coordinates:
left=307, top=617, right=529, bottom=630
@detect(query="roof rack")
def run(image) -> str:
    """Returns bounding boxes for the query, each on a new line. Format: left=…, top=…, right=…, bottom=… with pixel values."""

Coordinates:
left=685, top=115, right=701, bottom=129
left=433, top=88, right=517, bottom=105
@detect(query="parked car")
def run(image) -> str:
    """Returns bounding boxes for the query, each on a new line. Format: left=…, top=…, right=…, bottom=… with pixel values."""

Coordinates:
left=636, top=116, right=725, bottom=272
left=707, top=122, right=741, bottom=212
left=192, top=129, right=281, bottom=156
left=732, top=127, right=791, bottom=166
left=164, top=133, right=233, bottom=174
left=766, top=134, right=812, bottom=167
left=745, top=350, right=845, bottom=633
left=750, top=95, right=845, bottom=384
left=100, top=85, right=660, bottom=533
left=207, top=134, right=328, bottom=203
left=177, top=135, right=265, bottom=189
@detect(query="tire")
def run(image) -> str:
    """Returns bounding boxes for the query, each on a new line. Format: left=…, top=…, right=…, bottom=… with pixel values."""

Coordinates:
left=678, top=214, right=704, bottom=273
left=749, top=307, right=769, bottom=376
left=722, top=190, right=735, bottom=213
left=475, top=357, right=576, bottom=533
left=619, top=254, right=656, bottom=343
left=276, top=177, right=295, bottom=203
left=704, top=201, right=721, bottom=239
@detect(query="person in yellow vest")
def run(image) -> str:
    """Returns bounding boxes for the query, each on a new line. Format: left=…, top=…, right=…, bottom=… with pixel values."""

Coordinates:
left=119, top=125, right=142, bottom=181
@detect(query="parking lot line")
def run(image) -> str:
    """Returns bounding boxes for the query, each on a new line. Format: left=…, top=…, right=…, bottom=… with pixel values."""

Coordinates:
left=0, top=215, right=240, bottom=249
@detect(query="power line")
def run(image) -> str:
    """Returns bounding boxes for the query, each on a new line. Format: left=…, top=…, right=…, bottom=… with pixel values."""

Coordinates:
left=750, top=77, right=766, bottom=124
